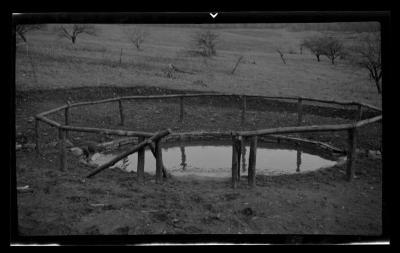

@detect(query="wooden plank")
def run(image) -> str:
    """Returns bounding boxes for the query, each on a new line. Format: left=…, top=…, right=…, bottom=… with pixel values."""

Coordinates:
left=58, top=127, right=67, bottom=171
left=357, top=104, right=363, bottom=121
left=118, top=99, right=125, bottom=126
left=137, top=136, right=145, bottom=184
left=155, top=139, right=163, bottom=184
left=248, top=136, right=258, bottom=187
left=231, top=136, right=239, bottom=189
left=236, top=137, right=241, bottom=180
left=346, top=128, right=357, bottom=181
left=86, top=129, right=171, bottom=178
left=68, top=97, right=120, bottom=108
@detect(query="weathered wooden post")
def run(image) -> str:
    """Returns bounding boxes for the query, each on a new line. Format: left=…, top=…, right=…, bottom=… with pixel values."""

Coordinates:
left=297, top=97, right=303, bottom=126
left=137, top=136, right=145, bottom=184
left=346, top=127, right=357, bottom=181
left=179, top=96, right=184, bottom=123
left=248, top=136, right=258, bottom=187
left=58, top=127, right=67, bottom=171
left=64, top=102, right=70, bottom=139
left=241, top=136, right=246, bottom=172
left=357, top=104, right=363, bottom=121
left=34, top=117, right=40, bottom=155
left=118, top=98, right=125, bottom=126
left=231, top=135, right=239, bottom=188
left=236, top=136, right=242, bottom=180
left=155, top=139, right=163, bottom=184
left=241, top=95, right=247, bottom=125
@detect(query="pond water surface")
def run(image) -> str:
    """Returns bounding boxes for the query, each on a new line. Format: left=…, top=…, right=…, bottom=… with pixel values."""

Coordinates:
left=90, top=140, right=345, bottom=179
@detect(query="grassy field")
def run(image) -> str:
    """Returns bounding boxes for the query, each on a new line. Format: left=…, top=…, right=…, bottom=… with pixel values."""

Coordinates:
left=15, top=24, right=381, bottom=107
left=14, top=23, right=383, bottom=237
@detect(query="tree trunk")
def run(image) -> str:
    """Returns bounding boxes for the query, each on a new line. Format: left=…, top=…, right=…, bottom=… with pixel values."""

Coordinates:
left=316, top=54, right=320, bottom=62
left=72, top=36, right=76, bottom=44
left=375, top=79, right=382, bottom=94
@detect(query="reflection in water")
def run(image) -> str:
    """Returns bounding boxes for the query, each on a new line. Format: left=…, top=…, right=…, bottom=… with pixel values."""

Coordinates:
left=180, top=144, right=187, bottom=170
left=296, top=149, right=302, bottom=172
left=91, top=144, right=339, bottom=178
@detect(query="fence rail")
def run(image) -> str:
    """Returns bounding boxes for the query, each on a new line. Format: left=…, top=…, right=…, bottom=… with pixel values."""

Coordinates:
left=34, top=92, right=382, bottom=186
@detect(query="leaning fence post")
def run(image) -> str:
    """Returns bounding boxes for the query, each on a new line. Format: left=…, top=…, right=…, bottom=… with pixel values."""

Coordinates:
left=237, top=136, right=242, bottom=180
left=34, top=117, right=40, bottom=155
left=248, top=136, right=258, bottom=187
left=155, top=139, right=163, bottom=184
left=179, top=96, right=184, bottom=123
left=137, top=136, right=145, bottom=184
left=241, top=95, right=247, bottom=125
left=118, top=98, right=125, bottom=126
left=231, top=135, right=239, bottom=189
left=58, top=127, right=67, bottom=171
left=346, top=127, right=357, bottom=181
left=64, top=101, right=70, bottom=139
left=297, top=97, right=303, bottom=126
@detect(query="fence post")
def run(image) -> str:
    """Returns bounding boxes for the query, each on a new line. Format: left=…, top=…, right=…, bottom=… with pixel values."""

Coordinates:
left=65, top=102, right=71, bottom=139
left=241, top=136, right=246, bottom=173
left=248, top=136, right=258, bottom=187
left=241, top=95, right=247, bottom=125
left=231, top=135, right=239, bottom=189
left=357, top=104, right=363, bottom=121
left=179, top=96, right=184, bottom=123
left=137, top=136, right=145, bottom=184
left=297, top=97, right=303, bottom=126
left=118, top=98, right=125, bottom=126
left=34, top=117, right=40, bottom=155
left=155, top=139, right=163, bottom=184
left=346, top=128, right=357, bottom=181
left=58, top=127, right=67, bottom=171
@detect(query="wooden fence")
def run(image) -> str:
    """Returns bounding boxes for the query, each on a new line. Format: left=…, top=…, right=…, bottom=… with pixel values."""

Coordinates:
left=34, top=93, right=382, bottom=186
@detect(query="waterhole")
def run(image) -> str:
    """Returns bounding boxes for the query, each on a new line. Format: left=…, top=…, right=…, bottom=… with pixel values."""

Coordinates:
left=89, top=139, right=345, bottom=179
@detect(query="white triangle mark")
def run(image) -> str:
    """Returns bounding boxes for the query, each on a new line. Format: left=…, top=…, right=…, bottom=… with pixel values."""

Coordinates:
left=210, top=13, right=218, bottom=18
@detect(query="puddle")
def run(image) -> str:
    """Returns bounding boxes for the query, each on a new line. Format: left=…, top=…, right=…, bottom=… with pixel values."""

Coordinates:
left=89, top=140, right=345, bottom=179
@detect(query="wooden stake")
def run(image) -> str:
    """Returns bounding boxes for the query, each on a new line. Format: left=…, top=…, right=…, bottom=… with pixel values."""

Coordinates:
left=118, top=99, right=125, bottom=126
left=231, top=136, right=239, bottom=188
left=58, top=127, right=67, bottom=171
left=248, top=136, right=258, bottom=187
left=35, top=118, right=39, bottom=155
left=137, top=136, right=145, bottom=184
left=155, top=139, right=163, bottom=184
left=64, top=103, right=70, bottom=139
left=241, top=137, right=246, bottom=172
left=236, top=137, right=241, bottom=181
left=346, top=128, right=357, bottom=181
left=297, top=97, right=303, bottom=126
left=241, top=95, right=246, bottom=125
left=179, top=97, right=184, bottom=123
left=357, top=104, right=363, bottom=121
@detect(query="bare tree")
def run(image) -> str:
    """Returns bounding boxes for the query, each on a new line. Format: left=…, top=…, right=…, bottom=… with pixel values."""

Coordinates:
left=276, top=49, right=287, bottom=64
left=192, top=30, right=219, bottom=57
left=320, top=36, right=345, bottom=64
left=126, top=27, right=147, bottom=51
left=55, top=24, right=97, bottom=44
left=350, top=33, right=382, bottom=94
left=301, top=36, right=325, bottom=62
left=15, top=24, right=44, bottom=43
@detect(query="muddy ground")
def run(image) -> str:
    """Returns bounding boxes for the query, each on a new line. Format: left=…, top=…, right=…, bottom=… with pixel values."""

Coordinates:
left=14, top=86, right=382, bottom=238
